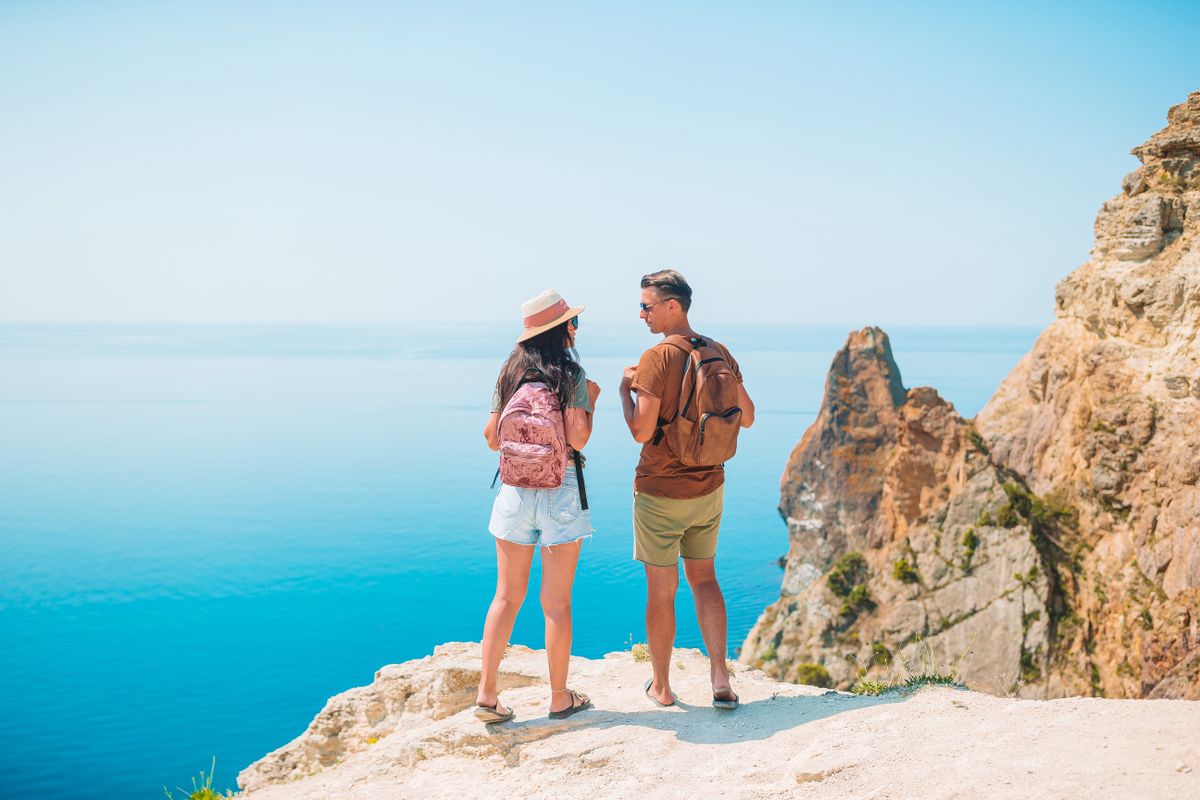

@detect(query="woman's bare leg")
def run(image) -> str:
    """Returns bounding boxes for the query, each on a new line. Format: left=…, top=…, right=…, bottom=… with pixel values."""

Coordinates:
left=477, top=538, right=535, bottom=708
left=540, top=539, right=583, bottom=713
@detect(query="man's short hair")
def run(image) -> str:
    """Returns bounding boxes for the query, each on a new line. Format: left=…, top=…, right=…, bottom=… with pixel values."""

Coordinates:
left=640, top=269, right=692, bottom=312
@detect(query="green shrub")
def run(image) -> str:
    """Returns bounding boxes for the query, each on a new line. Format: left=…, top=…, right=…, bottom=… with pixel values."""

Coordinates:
left=1157, top=170, right=1187, bottom=190
left=966, top=425, right=989, bottom=455
left=851, top=679, right=890, bottom=695
left=960, top=528, right=980, bottom=572
left=828, top=552, right=867, bottom=597
left=840, top=584, right=875, bottom=618
left=1013, top=565, right=1040, bottom=587
left=892, top=558, right=918, bottom=584
left=794, top=662, right=832, bottom=688
left=828, top=552, right=874, bottom=624
left=1090, top=663, right=1105, bottom=696
left=1019, top=648, right=1042, bottom=683
left=1000, top=481, right=1078, bottom=534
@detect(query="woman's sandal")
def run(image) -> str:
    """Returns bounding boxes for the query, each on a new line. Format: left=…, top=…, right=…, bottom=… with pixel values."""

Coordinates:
left=548, top=688, right=592, bottom=719
left=473, top=699, right=515, bottom=724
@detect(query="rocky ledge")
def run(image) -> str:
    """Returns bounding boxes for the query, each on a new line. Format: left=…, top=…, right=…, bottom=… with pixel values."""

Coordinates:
left=236, top=643, right=1199, bottom=799
left=740, top=92, right=1200, bottom=699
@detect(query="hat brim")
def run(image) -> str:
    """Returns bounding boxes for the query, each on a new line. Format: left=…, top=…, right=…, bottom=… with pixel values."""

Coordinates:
left=517, top=305, right=586, bottom=343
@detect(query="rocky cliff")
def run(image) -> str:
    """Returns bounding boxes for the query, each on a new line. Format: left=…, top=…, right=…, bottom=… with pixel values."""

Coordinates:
left=235, top=643, right=1200, bottom=799
left=741, top=92, right=1200, bottom=699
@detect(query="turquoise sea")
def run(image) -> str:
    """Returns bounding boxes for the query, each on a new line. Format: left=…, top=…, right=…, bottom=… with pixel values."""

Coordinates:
left=0, top=322, right=1039, bottom=798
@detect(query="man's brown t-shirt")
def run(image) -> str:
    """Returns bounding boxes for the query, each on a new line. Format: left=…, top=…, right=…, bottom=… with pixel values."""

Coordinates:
left=631, top=336, right=743, bottom=499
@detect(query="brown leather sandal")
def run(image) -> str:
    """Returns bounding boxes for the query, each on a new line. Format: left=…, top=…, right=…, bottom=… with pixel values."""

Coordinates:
left=548, top=688, right=592, bottom=719
left=473, top=700, right=515, bottom=724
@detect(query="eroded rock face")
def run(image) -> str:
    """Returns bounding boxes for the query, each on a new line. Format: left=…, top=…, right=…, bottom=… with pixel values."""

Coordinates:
left=237, top=644, right=539, bottom=792
left=777, top=327, right=907, bottom=574
left=977, top=91, right=1200, bottom=698
left=743, top=329, right=1053, bottom=695
left=743, top=92, right=1200, bottom=699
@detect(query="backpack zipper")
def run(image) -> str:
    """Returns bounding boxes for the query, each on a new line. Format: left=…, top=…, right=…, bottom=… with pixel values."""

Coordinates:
left=698, top=407, right=742, bottom=444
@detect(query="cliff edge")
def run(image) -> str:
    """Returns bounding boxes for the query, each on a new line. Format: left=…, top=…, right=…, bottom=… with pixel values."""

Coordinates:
left=236, top=643, right=1199, bottom=799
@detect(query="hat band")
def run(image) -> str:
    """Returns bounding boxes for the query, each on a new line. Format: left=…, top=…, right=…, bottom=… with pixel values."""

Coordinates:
left=523, top=298, right=570, bottom=329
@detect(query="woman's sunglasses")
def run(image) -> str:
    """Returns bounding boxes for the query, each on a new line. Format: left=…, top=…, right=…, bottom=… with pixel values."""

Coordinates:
left=570, top=316, right=579, bottom=329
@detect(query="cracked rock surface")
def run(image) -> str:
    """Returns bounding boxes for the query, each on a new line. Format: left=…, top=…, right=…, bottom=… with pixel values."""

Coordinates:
left=237, top=643, right=1199, bottom=799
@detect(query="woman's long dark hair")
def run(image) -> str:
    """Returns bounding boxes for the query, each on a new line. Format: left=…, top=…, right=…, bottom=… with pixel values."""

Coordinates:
left=494, top=320, right=581, bottom=411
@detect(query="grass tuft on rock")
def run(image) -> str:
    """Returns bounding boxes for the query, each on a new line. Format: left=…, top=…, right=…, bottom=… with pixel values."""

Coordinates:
left=849, top=637, right=970, bottom=696
left=851, top=678, right=891, bottom=695
left=164, top=759, right=231, bottom=800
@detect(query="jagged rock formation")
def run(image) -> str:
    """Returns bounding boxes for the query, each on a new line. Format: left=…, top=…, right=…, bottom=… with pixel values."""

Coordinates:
left=740, top=328, right=1052, bottom=694
left=741, top=92, right=1200, bottom=699
left=238, top=648, right=541, bottom=791
left=236, top=643, right=1200, bottom=799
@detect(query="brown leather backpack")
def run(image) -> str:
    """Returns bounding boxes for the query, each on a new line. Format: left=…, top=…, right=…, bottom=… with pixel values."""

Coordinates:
left=652, top=335, right=743, bottom=467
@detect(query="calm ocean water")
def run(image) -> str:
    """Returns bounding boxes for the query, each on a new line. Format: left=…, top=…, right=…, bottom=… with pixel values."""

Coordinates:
left=0, top=322, right=1039, bottom=798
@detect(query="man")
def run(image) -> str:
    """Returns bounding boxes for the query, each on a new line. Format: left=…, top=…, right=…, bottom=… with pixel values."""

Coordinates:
left=619, top=269, right=755, bottom=709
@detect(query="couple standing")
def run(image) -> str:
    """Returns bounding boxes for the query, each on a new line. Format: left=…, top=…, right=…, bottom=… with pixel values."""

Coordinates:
left=475, top=270, right=755, bottom=723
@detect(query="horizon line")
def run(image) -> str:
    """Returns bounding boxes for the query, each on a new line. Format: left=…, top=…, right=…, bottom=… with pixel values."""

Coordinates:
left=0, top=319, right=1051, bottom=329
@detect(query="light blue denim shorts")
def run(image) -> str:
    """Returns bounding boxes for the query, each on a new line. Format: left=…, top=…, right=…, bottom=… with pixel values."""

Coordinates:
left=488, top=465, right=593, bottom=547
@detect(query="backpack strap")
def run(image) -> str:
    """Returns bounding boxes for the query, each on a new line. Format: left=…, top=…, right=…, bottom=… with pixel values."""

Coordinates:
left=520, top=366, right=546, bottom=386
left=685, top=343, right=731, bottom=420
left=573, top=450, right=588, bottom=510
left=566, top=392, right=588, bottom=509
left=650, top=335, right=707, bottom=446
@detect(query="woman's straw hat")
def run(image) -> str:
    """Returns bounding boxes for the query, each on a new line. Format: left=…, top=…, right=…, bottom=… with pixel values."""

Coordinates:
left=517, top=289, right=585, bottom=343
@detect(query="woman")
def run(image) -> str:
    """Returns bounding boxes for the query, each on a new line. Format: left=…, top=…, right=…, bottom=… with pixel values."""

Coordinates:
left=474, top=289, right=600, bottom=723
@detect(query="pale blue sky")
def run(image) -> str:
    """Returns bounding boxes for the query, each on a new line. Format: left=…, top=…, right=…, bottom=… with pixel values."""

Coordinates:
left=1, top=1, right=1197, bottom=326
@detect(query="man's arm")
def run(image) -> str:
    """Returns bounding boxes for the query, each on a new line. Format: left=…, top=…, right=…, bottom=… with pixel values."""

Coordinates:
left=620, top=366, right=661, bottom=444
left=737, top=383, right=755, bottom=428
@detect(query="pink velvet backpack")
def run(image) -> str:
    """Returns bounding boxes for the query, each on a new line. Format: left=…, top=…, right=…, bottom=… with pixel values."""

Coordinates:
left=496, top=382, right=568, bottom=488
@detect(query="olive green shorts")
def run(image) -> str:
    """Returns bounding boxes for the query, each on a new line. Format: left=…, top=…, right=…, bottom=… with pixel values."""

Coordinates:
left=632, top=486, right=724, bottom=566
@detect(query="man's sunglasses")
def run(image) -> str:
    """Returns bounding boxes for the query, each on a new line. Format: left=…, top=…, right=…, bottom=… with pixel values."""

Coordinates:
left=639, top=298, right=673, bottom=312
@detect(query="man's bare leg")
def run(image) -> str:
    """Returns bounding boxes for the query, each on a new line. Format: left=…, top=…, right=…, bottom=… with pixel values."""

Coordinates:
left=682, top=557, right=735, bottom=700
left=644, top=563, right=679, bottom=705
